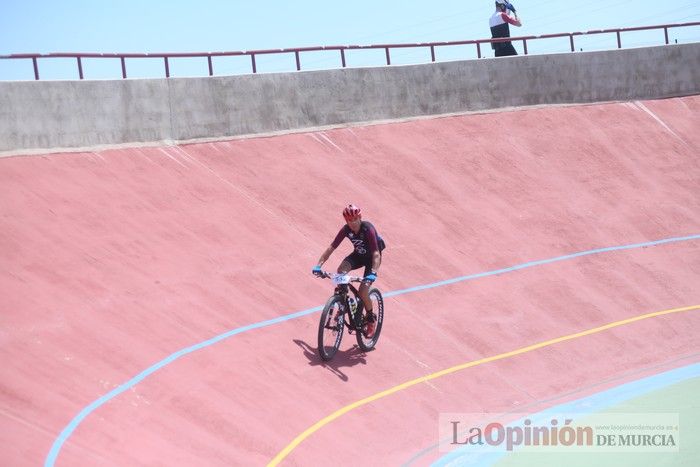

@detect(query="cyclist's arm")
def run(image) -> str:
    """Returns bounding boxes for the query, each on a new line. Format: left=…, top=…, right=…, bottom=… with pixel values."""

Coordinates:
left=316, top=227, right=347, bottom=267
left=371, top=250, right=381, bottom=273
left=366, top=225, right=381, bottom=273
left=316, top=245, right=336, bottom=267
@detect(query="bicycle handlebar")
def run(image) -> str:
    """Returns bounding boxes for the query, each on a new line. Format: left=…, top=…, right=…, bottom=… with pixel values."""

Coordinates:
left=314, top=270, right=364, bottom=283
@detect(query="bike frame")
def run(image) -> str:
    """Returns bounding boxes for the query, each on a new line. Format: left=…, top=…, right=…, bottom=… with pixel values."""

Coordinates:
left=316, top=269, right=383, bottom=360
left=315, top=271, right=367, bottom=326
left=332, top=279, right=364, bottom=331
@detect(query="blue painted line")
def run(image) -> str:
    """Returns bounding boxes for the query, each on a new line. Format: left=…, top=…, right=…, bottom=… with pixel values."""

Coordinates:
left=385, top=234, right=700, bottom=297
left=44, top=306, right=324, bottom=466
left=432, top=363, right=700, bottom=467
left=45, top=233, right=700, bottom=466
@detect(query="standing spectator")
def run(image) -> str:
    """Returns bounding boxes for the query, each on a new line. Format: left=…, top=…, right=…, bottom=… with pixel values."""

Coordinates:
left=490, top=0, right=522, bottom=57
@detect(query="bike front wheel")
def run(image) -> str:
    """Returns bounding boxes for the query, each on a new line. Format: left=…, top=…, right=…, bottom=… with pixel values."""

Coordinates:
left=356, top=288, right=384, bottom=352
left=318, top=295, right=345, bottom=361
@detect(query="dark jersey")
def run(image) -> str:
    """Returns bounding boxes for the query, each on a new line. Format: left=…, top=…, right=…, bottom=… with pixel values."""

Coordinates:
left=331, top=221, right=383, bottom=256
left=490, top=10, right=518, bottom=51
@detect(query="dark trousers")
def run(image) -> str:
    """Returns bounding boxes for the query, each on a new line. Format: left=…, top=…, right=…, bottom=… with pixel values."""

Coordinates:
left=494, top=43, right=518, bottom=57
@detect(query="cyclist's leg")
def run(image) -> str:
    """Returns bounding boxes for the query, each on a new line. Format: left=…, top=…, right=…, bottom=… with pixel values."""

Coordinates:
left=357, top=258, right=379, bottom=336
left=358, top=257, right=376, bottom=313
left=338, top=252, right=362, bottom=274
left=337, top=259, right=352, bottom=274
left=359, top=282, right=372, bottom=313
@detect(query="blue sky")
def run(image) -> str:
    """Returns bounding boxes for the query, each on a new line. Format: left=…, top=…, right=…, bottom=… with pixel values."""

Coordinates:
left=1, top=0, right=699, bottom=79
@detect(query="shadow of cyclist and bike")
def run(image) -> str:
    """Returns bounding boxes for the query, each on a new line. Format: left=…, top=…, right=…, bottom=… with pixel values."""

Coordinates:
left=293, top=339, right=370, bottom=381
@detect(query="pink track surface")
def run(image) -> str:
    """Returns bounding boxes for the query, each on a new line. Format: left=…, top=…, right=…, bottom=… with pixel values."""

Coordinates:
left=1, top=97, right=699, bottom=466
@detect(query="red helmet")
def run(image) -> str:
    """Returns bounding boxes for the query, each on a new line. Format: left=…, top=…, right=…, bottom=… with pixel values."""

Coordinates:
left=342, top=204, right=362, bottom=222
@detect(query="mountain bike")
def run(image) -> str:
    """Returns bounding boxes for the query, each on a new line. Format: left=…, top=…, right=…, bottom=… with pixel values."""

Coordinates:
left=315, top=270, right=384, bottom=361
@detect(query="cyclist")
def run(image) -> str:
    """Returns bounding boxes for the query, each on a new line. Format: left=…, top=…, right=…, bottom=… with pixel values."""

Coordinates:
left=313, top=204, right=384, bottom=337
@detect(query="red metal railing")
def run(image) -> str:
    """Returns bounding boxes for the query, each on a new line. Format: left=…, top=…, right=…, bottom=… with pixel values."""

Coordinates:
left=1, top=21, right=698, bottom=80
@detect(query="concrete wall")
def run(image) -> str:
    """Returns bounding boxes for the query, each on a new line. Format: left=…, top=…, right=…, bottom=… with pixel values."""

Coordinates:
left=1, top=43, right=699, bottom=153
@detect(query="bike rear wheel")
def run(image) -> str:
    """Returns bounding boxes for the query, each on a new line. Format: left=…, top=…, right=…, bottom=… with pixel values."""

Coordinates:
left=318, top=295, right=345, bottom=361
left=356, top=288, right=384, bottom=352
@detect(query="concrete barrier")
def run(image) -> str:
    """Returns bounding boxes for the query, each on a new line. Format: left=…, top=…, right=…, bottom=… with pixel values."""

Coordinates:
left=1, top=43, right=698, bottom=153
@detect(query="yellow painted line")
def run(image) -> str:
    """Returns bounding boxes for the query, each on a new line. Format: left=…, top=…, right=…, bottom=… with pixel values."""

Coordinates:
left=268, top=304, right=700, bottom=466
